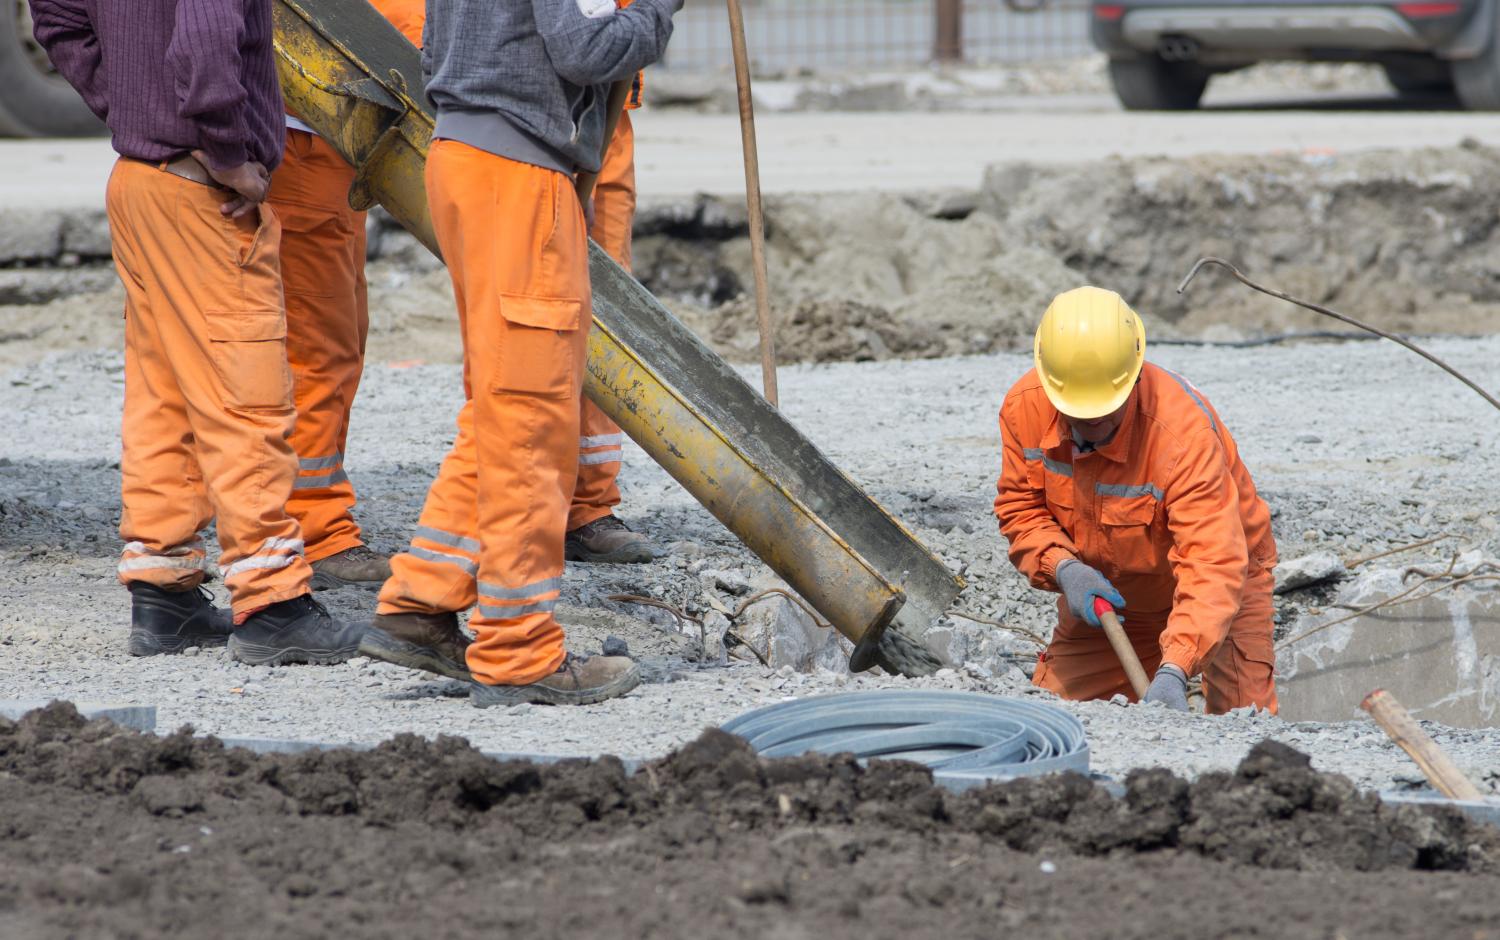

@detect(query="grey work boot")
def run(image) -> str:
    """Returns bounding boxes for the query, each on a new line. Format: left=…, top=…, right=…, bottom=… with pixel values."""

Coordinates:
left=564, top=516, right=656, bottom=564
left=309, top=545, right=392, bottom=591
left=228, top=594, right=365, bottom=666
left=127, top=583, right=232, bottom=656
left=470, top=653, right=641, bottom=708
left=359, top=611, right=472, bottom=682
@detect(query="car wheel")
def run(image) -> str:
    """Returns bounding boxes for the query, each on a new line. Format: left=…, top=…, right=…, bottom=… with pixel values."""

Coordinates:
left=1108, top=54, right=1209, bottom=111
left=1382, top=60, right=1454, bottom=96
left=0, top=0, right=105, bottom=137
left=1453, top=29, right=1500, bottom=110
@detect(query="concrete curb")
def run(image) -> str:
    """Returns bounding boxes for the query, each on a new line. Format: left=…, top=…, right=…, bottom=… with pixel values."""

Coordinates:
left=0, top=700, right=156, bottom=731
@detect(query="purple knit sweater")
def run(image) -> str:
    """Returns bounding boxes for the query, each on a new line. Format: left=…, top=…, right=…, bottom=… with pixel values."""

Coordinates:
left=30, top=0, right=285, bottom=172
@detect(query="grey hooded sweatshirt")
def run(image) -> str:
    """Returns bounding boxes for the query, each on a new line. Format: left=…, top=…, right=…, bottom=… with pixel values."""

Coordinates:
left=424, top=0, right=680, bottom=176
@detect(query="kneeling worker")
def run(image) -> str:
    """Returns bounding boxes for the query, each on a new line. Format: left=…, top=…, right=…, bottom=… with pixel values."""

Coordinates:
left=365, top=0, right=682, bottom=706
left=995, top=287, right=1279, bottom=714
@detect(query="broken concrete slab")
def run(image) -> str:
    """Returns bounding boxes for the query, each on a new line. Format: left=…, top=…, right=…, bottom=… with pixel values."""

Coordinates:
left=0, top=700, right=155, bottom=732
left=1275, top=551, right=1348, bottom=594
left=1277, top=566, right=1500, bottom=728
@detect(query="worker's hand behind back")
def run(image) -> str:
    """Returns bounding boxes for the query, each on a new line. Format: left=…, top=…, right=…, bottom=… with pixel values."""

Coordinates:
left=194, top=150, right=271, bottom=219
left=1055, top=559, right=1125, bottom=628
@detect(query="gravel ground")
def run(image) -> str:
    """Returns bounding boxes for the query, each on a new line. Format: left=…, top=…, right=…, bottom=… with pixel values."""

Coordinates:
left=1, top=334, right=1497, bottom=792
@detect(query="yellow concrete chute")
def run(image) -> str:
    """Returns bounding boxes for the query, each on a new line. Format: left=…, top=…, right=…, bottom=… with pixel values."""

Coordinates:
left=270, top=0, right=964, bottom=674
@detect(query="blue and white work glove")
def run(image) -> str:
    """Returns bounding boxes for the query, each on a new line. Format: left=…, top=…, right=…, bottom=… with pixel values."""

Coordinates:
left=1055, top=559, right=1126, bottom=628
left=1143, top=663, right=1189, bottom=711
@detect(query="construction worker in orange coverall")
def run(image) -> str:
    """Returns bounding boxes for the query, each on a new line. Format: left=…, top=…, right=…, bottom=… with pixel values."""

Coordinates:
left=359, top=0, right=682, bottom=707
left=267, top=0, right=424, bottom=591
left=32, top=0, right=363, bottom=665
left=995, top=287, right=1279, bottom=714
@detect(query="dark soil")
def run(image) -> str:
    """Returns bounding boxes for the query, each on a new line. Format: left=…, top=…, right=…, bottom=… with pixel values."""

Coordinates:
left=2, top=702, right=1498, bottom=939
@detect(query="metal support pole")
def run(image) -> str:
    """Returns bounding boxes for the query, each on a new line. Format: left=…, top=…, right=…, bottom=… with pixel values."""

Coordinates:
left=934, top=0, right=963, bottom=63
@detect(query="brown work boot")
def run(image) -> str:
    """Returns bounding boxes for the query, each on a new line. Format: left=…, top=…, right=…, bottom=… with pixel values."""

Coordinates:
left=564, top=516, right=657, bottom=564
left=358, top=611, right=472, bottom=681
left=309, top=545, right=392, bottom=591
left=469, top=652, right=641, bottom=707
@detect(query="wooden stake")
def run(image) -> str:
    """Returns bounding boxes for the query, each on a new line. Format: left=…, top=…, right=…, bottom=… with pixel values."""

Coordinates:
left=1361, top=689, right=1485, bottom=801
left=725, top=0, right=779, bottom=406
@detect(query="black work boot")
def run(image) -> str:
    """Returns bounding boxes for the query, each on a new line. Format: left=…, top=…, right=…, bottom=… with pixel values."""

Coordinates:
left=358, top=611, right=472, bottom=681
left=564, top=516, right=657, bottom=564
left=470, top=652, right=641, bottom=708
left=228, top=594, right=365, bottom=666
left=126, top=582, right=232, bottom=656
left=309, top=545, right=392, bottom=591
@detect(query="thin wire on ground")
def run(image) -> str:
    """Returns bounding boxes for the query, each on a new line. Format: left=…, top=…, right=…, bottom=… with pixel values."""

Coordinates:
left=1178, top=257, right=1500, bottom=414
left=1277, top=553, right=1500, bottom=651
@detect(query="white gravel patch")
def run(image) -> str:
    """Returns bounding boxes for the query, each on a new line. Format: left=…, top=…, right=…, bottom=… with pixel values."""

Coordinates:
left=2, top=335, right=1497, bottom=793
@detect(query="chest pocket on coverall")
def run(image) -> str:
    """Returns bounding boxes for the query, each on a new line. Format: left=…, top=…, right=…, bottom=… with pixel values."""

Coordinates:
left=1099, top=494, right=1164, bottom=575
left=1037, top=463, right=1076, bottom=537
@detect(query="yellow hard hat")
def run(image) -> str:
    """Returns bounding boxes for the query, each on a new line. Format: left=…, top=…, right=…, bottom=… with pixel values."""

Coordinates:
left=1033, top=287, right=1146, bottom=419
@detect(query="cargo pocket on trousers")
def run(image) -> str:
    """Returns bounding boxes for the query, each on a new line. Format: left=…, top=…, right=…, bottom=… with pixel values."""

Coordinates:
left=206, top=310, right=293, bottom=411
left=493, top=295, right=584, bottom=399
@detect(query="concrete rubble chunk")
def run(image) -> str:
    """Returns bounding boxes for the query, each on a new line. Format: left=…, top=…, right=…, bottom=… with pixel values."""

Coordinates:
left=1274, top=551, right=1348, bottom=594
left=731, top=579, right=851, bottom=674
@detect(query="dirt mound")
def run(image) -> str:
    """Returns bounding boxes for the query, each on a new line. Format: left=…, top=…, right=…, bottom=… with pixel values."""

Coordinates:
left=630, top=143, right=1500, bottom=365
left=3, top=703, right=1494, bottom=870
left=3, top=703, right=1499, bottom=938
left=984, top=141, right=1500, bottom=338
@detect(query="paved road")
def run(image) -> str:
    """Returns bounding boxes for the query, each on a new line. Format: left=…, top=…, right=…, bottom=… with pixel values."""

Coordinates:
left=4, top=99, right=1497, bottom=209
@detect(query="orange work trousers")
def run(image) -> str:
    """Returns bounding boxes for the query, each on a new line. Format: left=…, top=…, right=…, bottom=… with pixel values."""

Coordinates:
left=1032, top=567, right=1279, bottom=714
left=267, top=131, right=369, bottom=562
left=570, top=112, right=636, bottom=531
left=107, top=159, right=313, bottom=617
left=376, top=140, right=590, bottom=685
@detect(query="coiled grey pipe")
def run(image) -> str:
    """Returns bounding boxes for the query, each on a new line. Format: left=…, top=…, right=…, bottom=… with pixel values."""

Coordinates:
left=720, top=691, right=1088, bottom=788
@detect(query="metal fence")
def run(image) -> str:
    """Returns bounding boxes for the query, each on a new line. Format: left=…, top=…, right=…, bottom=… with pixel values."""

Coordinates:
left=658, top=0, right=1093, bottom=72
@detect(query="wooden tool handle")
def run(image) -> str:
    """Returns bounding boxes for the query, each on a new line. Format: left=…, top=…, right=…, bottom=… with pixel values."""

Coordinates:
left=725, top=0, right=779, bottom=407
left=1361, top=689, right=1484, bottom=801
left=575, top=78, right=632, bottom=206
left=1095, top=598, right=1151, bottom=699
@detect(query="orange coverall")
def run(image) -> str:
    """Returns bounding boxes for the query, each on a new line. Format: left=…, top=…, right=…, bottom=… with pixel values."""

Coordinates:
left=110, top=161, right=313, bottom=618
left=376, top=140, right=591, bottom=685
left=269, top=0, right=423, bottom=562
left=572, top=106, right=639, bottom=530
left=995, top=362, right=1280, bottom=714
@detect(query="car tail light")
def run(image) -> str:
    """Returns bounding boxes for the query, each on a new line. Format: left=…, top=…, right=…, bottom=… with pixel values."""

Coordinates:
left=1094, top=4, right=1125, bottom=20
left=1395, top=1, right=1461, bottom=16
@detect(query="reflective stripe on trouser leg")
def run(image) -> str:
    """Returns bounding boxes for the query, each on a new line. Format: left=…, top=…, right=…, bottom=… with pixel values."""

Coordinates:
left=570, top=112, right=635, bottom=532
left=377, top=401, right=482, bottom=617
left=274, top=132, right=368, bottom=564
left=416, top=141, right=584, bottom=685
left=1202, top=567, right=1279, bottom=715
left=117, top=537, right=209, bottom=589
left=569, top=401, right=624, bottom=531
left=1031, top=597, right=1167, bottom=704
left=105, top=159, right=313, bottom=616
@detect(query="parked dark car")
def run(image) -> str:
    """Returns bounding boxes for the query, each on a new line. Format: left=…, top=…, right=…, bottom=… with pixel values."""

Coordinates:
left=1091, top=0, right=1500, bottom=109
